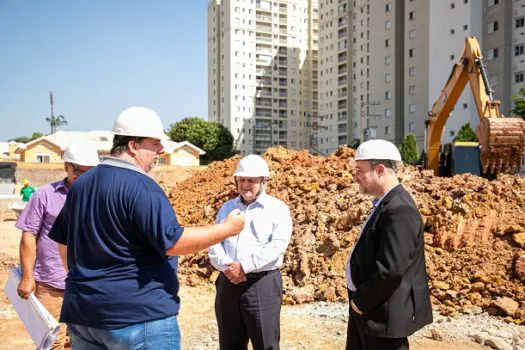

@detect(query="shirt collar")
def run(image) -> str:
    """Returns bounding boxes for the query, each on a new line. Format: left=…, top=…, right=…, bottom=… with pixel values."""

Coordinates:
left=372, top=184, right=399, bottom=209
left=54, top=178, right=69, bottom=193
left=100, top=157, right=147, bottom=175
left=236, top=190, right=269, bottom=209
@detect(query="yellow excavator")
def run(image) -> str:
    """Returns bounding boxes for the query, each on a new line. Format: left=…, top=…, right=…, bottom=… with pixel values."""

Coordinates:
left=426, top=37, right=525, bottom=176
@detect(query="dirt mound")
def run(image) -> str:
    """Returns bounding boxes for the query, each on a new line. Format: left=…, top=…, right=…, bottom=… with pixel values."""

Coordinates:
left=167, top=146, right=525, bottom=324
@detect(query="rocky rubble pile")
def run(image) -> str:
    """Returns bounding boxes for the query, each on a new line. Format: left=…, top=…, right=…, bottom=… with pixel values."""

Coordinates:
left=166, top=146, right=525, bottom=324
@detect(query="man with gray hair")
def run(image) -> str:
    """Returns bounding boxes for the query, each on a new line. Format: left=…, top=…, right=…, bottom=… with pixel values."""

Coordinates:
left=345, top=139, right=432, bottom=350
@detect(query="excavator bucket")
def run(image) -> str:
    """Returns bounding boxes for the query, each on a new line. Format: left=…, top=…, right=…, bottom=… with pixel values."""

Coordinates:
left=475, top=117, right=525, bottom=174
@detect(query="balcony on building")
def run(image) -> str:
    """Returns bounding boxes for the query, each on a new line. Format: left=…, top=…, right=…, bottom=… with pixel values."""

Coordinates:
left=338, top=52, right=347, bottom=63
left=256, top=87, right=272, bottom=98
left=338, top=87, right=347, bottom=98
left=256, top=33, right=272, bottom=43
left=338, top=64, right=347, bottom=75
left=338, top=100, right=347, bottom=110
left=256, top=13, right=272, bottom=23
left=338, top=28, right=347, bottom=39
left=255, top=108, right=272, bottom=117
left=256, top=76, right=272, bottom=87
left=279, top=89, right=287, bottom=97
left=338, top=76, right=347, bottom=86
left=338, top=111, right=348, bottom=122
left=256, top=23, right=272, bottom=34
left=338, top=123, right=347, bottom=134
left=338, top=16, right=348, bottom=28
left=338, top=135, right=347, bottom=145
left=278, top=57, right=287, bottom=66
left=278, top=5, right=287, bottom=14
left=278, top=78, right=287, bottom=87
left=278, top=100, right=287, bottom=108
left=278, top=67, right=287, bottom=76
left=278, top=110, right=287, bottom=118
left=255, top=119, right=272, bottom=129
left=279, top=131, right=287, bottom=140
left=255, top=97, right=272, bottom=107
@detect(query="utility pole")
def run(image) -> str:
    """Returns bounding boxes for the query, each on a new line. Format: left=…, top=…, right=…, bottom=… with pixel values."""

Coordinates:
left=360, top=100, right=381, bottom=143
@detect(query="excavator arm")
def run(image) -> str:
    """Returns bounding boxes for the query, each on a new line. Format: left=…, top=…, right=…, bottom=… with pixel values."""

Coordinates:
left=426, top=37, right=525, bottom=175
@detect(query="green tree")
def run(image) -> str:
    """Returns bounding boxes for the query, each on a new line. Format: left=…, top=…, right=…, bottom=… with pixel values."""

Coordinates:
left=9, top=136, right=31, bottom=143
left=398, top=133, right=419, bottom=165
left=512, top=84, right=525, bottom=118
left=167, top=117, right=235, bottom=161
left=31, top=132, right=44, bottom=140
left=45, top=114, right=68, bottom=134
left=454, top=122, right=478, bottom=142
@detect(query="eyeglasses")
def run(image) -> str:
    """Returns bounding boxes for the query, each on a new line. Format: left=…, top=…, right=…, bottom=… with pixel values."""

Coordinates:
left=67, top=163, right=87, bottom=176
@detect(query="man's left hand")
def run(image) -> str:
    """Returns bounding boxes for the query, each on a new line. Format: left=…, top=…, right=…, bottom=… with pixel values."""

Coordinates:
left=224, top=262, right=247, bottom=284
left=351, top=300, right=363, bottom=315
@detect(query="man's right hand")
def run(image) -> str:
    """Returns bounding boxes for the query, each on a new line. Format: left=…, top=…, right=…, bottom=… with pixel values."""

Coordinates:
left=17, top=276, right=35, bottom=300
left=223, top=209, right=245, bottom=236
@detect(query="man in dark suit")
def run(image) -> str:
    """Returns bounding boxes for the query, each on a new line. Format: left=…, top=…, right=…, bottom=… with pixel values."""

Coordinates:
left=345, top=139, right=433, bottom=350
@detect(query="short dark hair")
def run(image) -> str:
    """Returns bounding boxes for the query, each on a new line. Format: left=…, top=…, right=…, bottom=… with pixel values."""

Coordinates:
left=369, top=159, right=397, bottom=171
left=110, top=135, right=145, bottom=156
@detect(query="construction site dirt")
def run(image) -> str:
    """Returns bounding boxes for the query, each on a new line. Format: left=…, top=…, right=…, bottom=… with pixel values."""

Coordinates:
left=0, top=149, right=524, bottom=349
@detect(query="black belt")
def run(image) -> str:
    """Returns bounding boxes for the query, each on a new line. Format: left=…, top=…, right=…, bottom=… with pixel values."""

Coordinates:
left=246, top=269, right=278, bottom=279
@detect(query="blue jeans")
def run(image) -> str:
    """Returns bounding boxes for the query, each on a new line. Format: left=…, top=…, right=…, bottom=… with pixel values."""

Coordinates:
left=67, top=315, right=180, bottom=350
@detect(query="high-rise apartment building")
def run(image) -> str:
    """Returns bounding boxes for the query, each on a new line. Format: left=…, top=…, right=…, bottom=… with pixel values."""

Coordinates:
left=209, top=0, right=521, bottom=155
left=319, top=0, right=483, bottom=153
left=484, top=0, right=525, bottom=116
left=208, top=0, right=318, bottom=155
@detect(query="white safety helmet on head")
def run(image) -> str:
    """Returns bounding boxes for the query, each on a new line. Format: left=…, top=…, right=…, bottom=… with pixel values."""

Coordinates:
left=355, top=139, right=402, bottom=162
left=112, top=106, right=168, bottom=140
left=234, top=154, right=270, bottom=178
left=63, top=140, right=100, bottom=167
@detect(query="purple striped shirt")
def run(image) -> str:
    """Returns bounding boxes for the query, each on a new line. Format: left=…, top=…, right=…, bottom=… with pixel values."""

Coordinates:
left=15, top=179, right=68, bottom=290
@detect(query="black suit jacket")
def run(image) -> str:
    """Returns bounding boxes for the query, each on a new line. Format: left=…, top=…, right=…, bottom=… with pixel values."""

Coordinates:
left=350, top=184, right=433, bottom=338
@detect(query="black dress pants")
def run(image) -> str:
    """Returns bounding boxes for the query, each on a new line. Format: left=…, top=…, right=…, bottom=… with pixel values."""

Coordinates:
left=215, top=270, right=282, bottom=350
left=346, top=289, right=409, bottom=350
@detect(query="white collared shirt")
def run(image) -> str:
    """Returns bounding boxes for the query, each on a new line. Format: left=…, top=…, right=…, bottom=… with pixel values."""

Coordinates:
left=345, top=185, right=397, bottom=291
left=208, top=191, right=293, bottom=274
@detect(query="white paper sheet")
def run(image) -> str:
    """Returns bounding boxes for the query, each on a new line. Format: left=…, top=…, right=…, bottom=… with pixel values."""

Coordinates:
left=3, top=266, right=60, bottom=350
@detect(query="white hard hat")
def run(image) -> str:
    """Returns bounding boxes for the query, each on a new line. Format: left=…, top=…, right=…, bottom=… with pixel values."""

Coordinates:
left=63, top=140, right=100, bottom=167
left=355, top=139, right=402, bottom=162
left=112, top=106, right=168, bottom=140
left=234, top=154, right=270, bottom=177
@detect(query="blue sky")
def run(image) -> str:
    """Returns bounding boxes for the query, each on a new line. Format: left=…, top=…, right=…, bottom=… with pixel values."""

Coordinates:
left=0, top=0, right=209, bottom=141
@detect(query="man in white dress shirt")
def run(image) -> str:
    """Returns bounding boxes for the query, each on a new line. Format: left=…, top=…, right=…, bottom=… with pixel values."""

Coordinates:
left=209, top=154, right=293, bottom=350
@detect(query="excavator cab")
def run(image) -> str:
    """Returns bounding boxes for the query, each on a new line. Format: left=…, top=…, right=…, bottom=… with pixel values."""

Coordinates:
left=426, top=37, right=525, bottom=177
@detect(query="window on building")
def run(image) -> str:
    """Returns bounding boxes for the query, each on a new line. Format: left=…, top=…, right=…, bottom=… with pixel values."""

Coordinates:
left=409, top=29, right=416, bottom=39
left=385, top=38, right=391, bottom=47
left=385, top=108, right=392, bottom=118
left=409, top=122, right=416, bottom=133
left=385, top=73, right=392, bottom=82
left=462, top=103, right=468, bottom=109
left=409, top=85, right=415, bottom=95
left=516, top=72, right=525, bottom=84
left=385, top=3, right=391, bottom=12
left=409, top=11, right=414, bottom=20
left=487, top=0, right=499, bottom=6
left=450, top=28, right=455, bottom=35
left=385, top=91, right=392, bottom=100
left=409, top=67, right=416, bottom=76
left=516, top=17, right=525, bottom=29
left=450, top=3, right=455, bottom=9
left=385, top=20, right=392, bottom=29
left=450, top=54, right=455, bottom=61
left=463, top=24, right=468, bottom=31
left=385, top=55, right=392, bottom=65
left=516, top=44, right=525, bottom=56
left=36, top=155, right=51, bottom=163
left=486, top=48, right=499, bottom=60
left=385, top=126, right=391, bottom=135
left=409, top=48, right=415, bottom=57
left=409, top=104, right=416, bottom=113
left=487, top=21, right=499, bottom=33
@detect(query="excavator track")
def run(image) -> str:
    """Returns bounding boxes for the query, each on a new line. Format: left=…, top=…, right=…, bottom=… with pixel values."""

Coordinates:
left=475, top=117, right=525, bottom=174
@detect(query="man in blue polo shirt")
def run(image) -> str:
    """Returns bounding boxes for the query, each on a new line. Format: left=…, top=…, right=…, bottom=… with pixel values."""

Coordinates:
left=49, top=106, right=245, bottom=350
